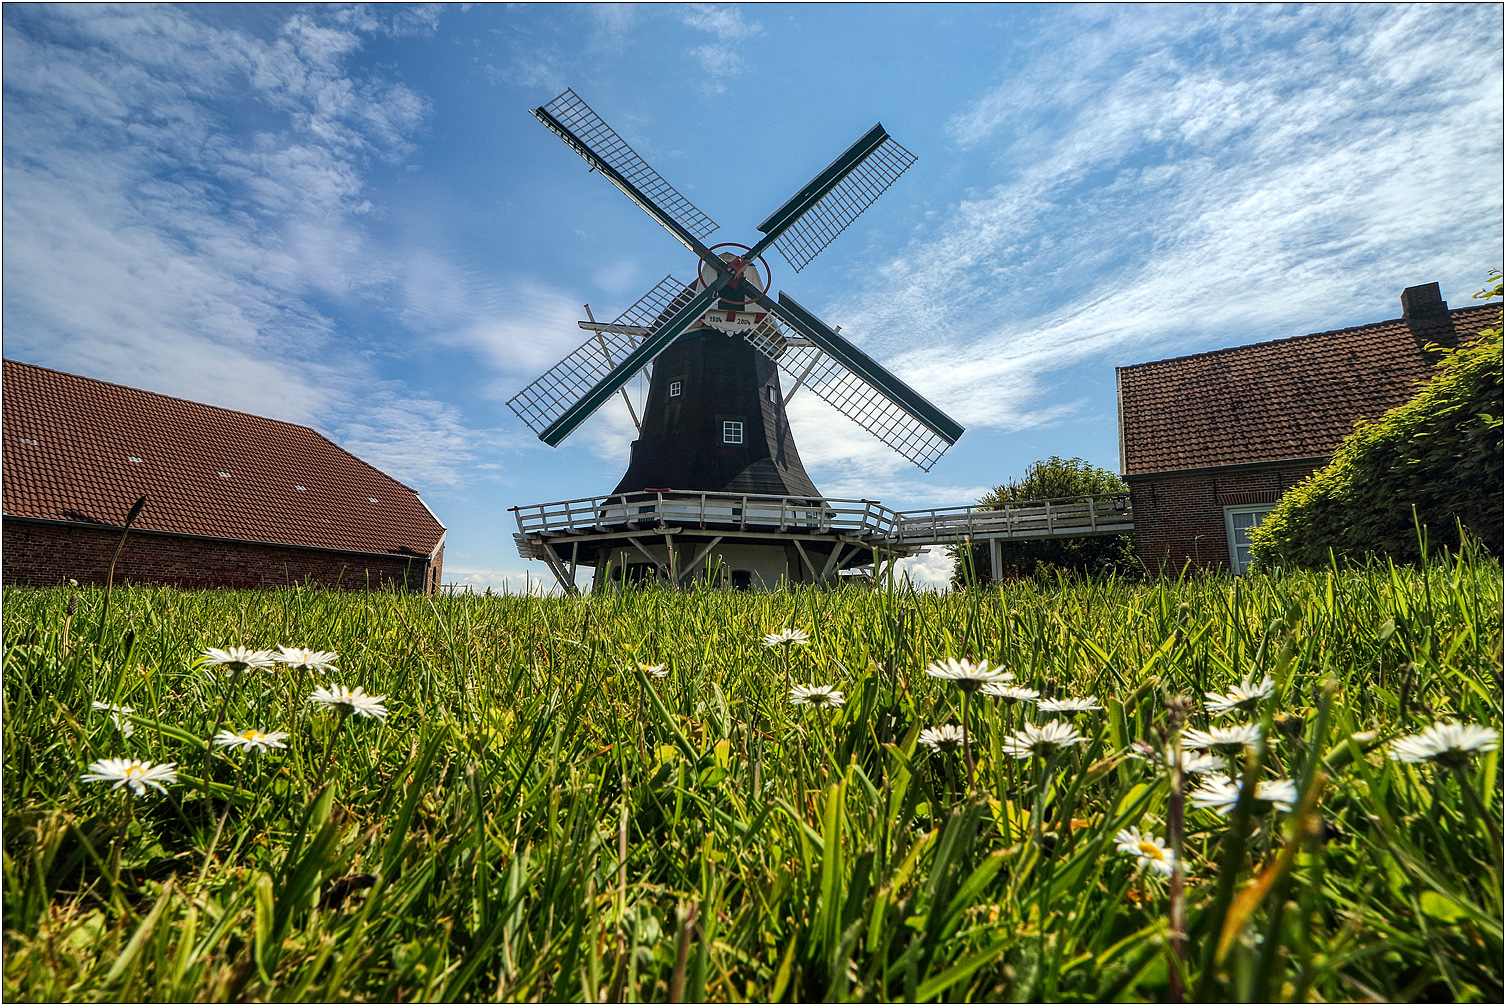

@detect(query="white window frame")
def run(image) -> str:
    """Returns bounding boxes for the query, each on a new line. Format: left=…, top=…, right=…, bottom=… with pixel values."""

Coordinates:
left=722, top=420, right=744, bottom=444
left=768, top=385, right=777, bottom=403
left=669, top=381, right=682, bottom=398
left=1224, top=504, right=1276, bottom=575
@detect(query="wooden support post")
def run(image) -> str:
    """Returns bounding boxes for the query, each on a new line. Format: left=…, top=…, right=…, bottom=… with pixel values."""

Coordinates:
left=989, top=537, right=1002, bottom=584
left=675, top=537, right=724, bottom=585
left=792, top=539, right=819, bottom=582
left=819, top=542, right=850, bottom=585
left=627, top=535, right=669, bottom=583
left=540, top=542, right=578, bottom=595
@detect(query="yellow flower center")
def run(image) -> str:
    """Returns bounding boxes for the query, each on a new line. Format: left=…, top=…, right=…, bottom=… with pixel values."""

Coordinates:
left=125, top=765, right=145, bottom=778
left=240, top=730, right=263, bottom=741
left=1138, top=842, right=1166, bottom=860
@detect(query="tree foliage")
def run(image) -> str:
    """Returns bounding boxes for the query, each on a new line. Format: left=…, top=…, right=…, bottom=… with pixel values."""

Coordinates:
left=949, top=456, right=1135, bottom=587
left=1249, top=277, right=1503, bottom=568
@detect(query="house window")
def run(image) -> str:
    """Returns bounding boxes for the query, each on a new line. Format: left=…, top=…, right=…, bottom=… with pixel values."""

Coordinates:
left=768, top=385, right=777, bottom=403
left=669, top=381, right=682, bottom=398
left=722, top=421, right=743, bottom=444
left=1224, top=504, right=1276, bottom=575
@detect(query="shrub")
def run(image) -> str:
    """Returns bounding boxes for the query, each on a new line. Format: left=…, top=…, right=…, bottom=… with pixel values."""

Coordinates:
left=1249, top=301, right=1503, bottom=569
left=950, top=456, right=1136, bottom=586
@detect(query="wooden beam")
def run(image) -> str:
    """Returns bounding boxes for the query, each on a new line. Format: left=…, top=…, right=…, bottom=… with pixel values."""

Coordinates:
left=791, top=539, right=818, bottom=582
left=989, top=537, right=1002, bottom=583
left=819, top=542, right=850, bottom=584
left=539, top=542, right=578, bottom=595
left=627, top=536, right=669, bottom=582
left=675, top=537, right=724, bottom=585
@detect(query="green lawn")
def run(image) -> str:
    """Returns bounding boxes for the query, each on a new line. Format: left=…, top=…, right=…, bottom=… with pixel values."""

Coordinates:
left=3, top=552, right=1501, bottom=1002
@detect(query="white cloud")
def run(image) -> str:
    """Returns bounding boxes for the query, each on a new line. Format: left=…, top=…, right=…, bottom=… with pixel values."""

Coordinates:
left=444, top=563, right=563, bottom=596
left=894, top=548, right=954, bottom=592
left=682, top=4, right=761, bottom=91
left=835, top=4, right=1503, bottom=439
left=3, top=6, right=486, bottom=489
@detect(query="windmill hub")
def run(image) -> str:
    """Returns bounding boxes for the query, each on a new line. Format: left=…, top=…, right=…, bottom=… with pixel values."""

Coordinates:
left=508, top=88, right=966, bottom=592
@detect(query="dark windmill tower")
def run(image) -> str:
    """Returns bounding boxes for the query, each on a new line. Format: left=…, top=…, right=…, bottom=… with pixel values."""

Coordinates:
left=508, top=90, right=964, bottom=591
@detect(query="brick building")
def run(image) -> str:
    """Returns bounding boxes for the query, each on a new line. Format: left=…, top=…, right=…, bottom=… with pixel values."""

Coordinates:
left=3, top=360, right=446, bottom=591
left=1116, top=283, right=1501, bottom=573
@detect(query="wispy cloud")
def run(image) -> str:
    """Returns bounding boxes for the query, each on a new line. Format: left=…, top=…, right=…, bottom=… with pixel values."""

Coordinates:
left=2, top=5, right=481, bottom=489
left=682, top=4, right=762, bottom=91
left=835, top=4, right=1502, bottom=444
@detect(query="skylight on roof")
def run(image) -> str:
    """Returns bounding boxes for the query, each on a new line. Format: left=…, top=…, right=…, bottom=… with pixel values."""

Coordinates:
left=295, top=485, right=306, bottom=491
left=218, top=472, right=231, bottom=478
left=368, top=497, right=379, bottom=503
left=19, top=438, right=38, bottom=446
left=128, top=456, right=143, bottom=463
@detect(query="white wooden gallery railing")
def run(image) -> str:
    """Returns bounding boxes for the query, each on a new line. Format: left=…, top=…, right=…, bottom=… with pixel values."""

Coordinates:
left=511, top=490, right=1132, bottom=550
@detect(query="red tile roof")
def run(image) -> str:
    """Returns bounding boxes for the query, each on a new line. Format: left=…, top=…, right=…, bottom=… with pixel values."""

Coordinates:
left=1117, top=303, right=1502, bottom=476
left=3, top=360, right=446, bottom=557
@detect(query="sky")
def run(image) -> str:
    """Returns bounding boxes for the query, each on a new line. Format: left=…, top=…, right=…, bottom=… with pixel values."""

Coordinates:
left=4, top=3, right=1501, bottom=591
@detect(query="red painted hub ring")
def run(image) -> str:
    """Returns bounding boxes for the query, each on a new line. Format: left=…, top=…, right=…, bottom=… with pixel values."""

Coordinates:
left=696, top=242, right=772, bottom=308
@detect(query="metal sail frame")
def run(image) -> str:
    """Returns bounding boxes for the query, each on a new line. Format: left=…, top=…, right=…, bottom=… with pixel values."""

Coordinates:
left=509, top=88, right=963, bottom=465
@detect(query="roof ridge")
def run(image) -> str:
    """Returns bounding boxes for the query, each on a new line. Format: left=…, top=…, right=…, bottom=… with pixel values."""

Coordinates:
left=1118, top=301, right=1502, bottom=372
left=2, top=358, right=422, bottom=496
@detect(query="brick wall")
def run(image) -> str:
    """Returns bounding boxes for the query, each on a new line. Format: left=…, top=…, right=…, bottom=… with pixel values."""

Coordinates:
left=2, top=518, right=439, bottom=592
left=1127, top=461, right=1321, bottom=572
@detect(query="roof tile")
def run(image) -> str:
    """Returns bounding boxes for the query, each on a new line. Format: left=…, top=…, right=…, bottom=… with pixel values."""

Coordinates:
left=1117, top=303, right=1501, bottom=476
left=3, top=360, right=446, bottom=557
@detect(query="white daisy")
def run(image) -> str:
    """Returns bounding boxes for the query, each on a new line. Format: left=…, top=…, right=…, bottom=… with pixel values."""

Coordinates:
left=918, top=724, right=966, bottom=752
left=1037, top=696, right=1102, bottom=714
left=1388, top=721, right=1500, bottom=768
left=1114, top=826, right=1176, bottom=877
left=274, top=647, right=340, bottom=673
left=1204, top=675, right=1275, bottom=716
left=790, top=684, right=845, bottom=709
left=1128, top=741, right=1222, bottom=776
left=1001, top=720, right=1086, bottom=759
left=923, top=658, right=1011, bottom=692
left=1183, top=722, right=1265, bottom=754
left=81, top=757, right=178, bottom=796
left=762, top=628, right=809, bottom=648
left=1188, top=775, right=1298, bottom=815
left=213, top=728, right=290, bottom=754
left=633, top=663, right=669, bottom=678
left=92, top=701, right=135, bottom=738
left=309, top=684, right=389, bottom=721
left=200, top=647, right=277, bottom=674
left=981, top=683, right=1038, bottom=703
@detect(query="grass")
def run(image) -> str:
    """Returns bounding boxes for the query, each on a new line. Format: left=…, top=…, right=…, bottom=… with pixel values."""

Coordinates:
left=2, top=549, right=1501, bottom=1002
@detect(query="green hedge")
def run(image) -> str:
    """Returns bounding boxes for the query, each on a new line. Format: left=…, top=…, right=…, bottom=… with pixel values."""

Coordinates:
left=1249, top=317, right=1503, bottom=568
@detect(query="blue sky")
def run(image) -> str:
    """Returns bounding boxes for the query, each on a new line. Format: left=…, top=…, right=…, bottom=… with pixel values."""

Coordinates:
left=4, top=3, right=1501, bottom=590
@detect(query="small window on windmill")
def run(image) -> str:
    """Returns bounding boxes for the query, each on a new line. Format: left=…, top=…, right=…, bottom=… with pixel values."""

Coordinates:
left=768, top=386, right=777, bottom=404
left=669, top=381, right=682, bottom=398
left=722, top=421, right=743, bottom=444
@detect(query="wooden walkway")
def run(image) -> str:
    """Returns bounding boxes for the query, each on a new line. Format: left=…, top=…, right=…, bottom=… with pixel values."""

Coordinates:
left=512, top=489, right=1134, bottom=589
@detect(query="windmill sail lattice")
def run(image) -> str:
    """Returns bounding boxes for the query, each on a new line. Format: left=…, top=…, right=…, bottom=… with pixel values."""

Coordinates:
left=757, top=128, right=917, bottom=273
left=507, top=275, right=697, bottom=437
left=533, top=90, right=719, bottom=246
left=743, top=312, right=956, bottom=471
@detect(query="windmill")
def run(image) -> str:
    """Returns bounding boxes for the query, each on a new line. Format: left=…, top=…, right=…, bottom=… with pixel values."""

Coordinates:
left=508, top=89, right=964, bottom=591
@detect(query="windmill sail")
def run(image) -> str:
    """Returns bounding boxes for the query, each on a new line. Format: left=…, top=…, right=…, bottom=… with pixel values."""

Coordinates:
left=507, top=276, right=698, bottom=437
left=744, top=293, right=963, bottom=471
left=533, top=90, right=719, bottom=253
left=753, top=124, right=917, bottom=273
